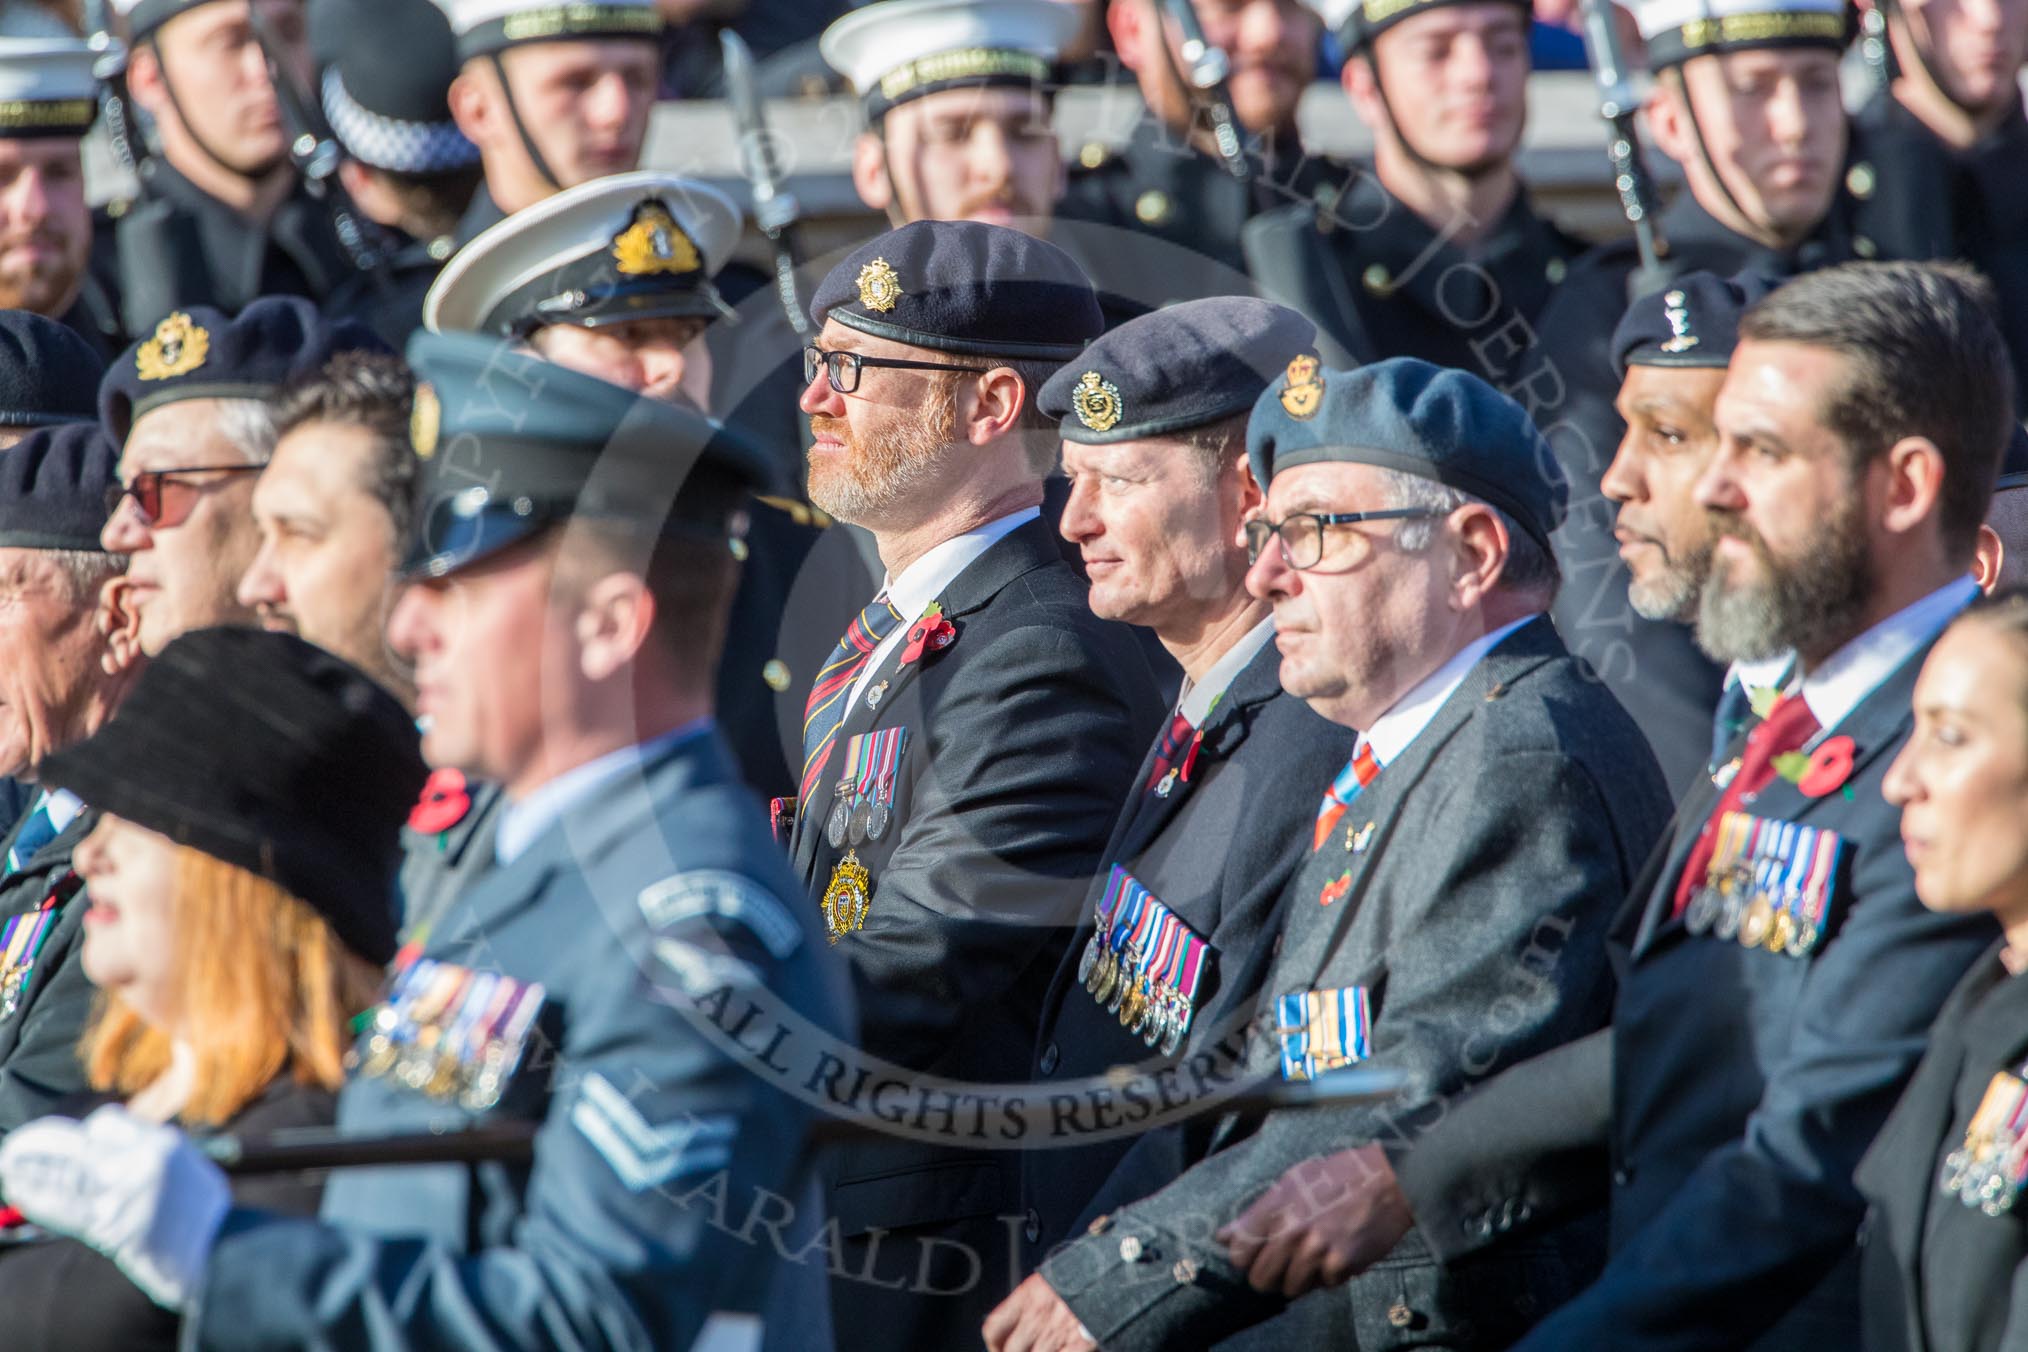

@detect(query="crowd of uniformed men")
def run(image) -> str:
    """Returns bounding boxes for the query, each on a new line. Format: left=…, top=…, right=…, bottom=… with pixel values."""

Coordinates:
left=0, top=0, right=2016, bottom=1347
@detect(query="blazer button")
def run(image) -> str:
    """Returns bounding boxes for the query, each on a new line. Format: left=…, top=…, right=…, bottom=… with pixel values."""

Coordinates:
left=1612, top=1167, right=1633, bottom=1187
left=1024, top=1209, right=1041, bottom=1245
left=1387, top=1302, right=1415, bottom=1329
left=1040, top=1042, right=1060, bottom=1076
left=1172, top=1258, right=1199, bottom=1284
left=1119, top=1235, right=1145, bottom=1263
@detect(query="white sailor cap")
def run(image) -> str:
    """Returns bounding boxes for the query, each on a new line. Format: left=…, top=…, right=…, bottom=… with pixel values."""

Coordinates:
left=427, top=0, right=662, bottom=63
left=0, top=39, right=98, bottom=140
left=424, top=171, right=742, bottom=337
left=820, top=0, right=1081, bottom=120
left=1633, top=0, right=1849, bottom=68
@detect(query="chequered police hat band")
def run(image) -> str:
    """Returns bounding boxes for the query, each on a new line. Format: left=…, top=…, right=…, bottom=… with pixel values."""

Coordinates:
left=321, top=66, right=481, bottom=176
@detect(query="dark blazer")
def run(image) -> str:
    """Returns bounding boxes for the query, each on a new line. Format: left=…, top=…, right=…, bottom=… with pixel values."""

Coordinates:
left=0, top=806, right=97, bottom=1136
left=1242, top=167, right=1582, bottom=383
left=788, top=517, right=1162, bottom=1346
left=0, top=1076, right=336, bottom=1352
left=1858, top=943, right=2028, bottom=1352
left=1399, top=631, right=2000, bottom=1351
left=1043, top=618, right=1673, bottom=1351
left=1021, top=636, right=1357, bottom=1258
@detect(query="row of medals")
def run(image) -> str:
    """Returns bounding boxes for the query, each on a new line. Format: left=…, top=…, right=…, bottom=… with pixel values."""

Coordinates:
left=1078, top=930, right=1190, bottom=1058
left=353, top=977, right=532, bottom=1114
left=1683, top=863, right=1824, bottom=956
left=1941, top=1079, right=2028, bottom=1217
left=826, top=781, right=892, bottom=849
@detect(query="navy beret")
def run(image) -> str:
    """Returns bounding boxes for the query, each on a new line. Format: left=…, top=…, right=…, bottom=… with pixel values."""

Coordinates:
left=810, top=220, right=1102, bottom=361
left=1040, top=297, right=1316, bottom=444
left=101, top=297, right=392, bottom=442
left=1612, top=269, right=1782, bottom=375
left=0, top=421, right=117, bottom=551
left=0, top=311, right=103, bottom=428
left=1248, top=356, right=1567, bottom=554
left=402, top=331, right=770, bottom=579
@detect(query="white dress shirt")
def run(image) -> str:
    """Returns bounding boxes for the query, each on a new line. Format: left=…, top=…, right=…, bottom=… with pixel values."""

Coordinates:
left=1361, top=615, right=1538, bottom=767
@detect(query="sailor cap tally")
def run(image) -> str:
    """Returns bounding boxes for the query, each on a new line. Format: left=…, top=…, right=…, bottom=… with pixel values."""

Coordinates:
left=0, top=39, right=98, bottom=139
left=424, top=171, right=742, bottom=336
left=820, top=0, right=1081, bottom=120
left=1633, top=0, right=1849, bottom=69
left=428, top=0, right=662, bottom=63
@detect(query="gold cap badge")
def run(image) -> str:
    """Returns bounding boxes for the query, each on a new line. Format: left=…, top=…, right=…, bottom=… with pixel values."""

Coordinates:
left=135, top=311, right=209, bottom=382
left=1073, top=370, right=1123, bottom=433
left=1280, top=353, right=1324, bottom=419
left=411, top=381, right=440, bottom=459
left=856, top=257, right=903, bottom=313
left=610, top=200, right=700, bottom=277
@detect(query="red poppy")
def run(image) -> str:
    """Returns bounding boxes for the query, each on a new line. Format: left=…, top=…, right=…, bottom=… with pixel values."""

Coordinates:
left=1797, top=736, right=1856, bottom=798
left=409, top=767, right=472, bottom=834
left=900, top=608, right=959, bottom=667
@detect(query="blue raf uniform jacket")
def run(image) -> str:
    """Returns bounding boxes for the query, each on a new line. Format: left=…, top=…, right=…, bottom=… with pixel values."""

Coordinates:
left=186, top=728, right=853, bottom=1352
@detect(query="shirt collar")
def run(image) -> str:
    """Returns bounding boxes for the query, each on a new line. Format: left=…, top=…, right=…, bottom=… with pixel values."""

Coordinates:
left=494, top=719, right=713, bottom=867
left=1363, top=614, right=1537, bottom=766
left=1724, top=653, right=1795, bottom=698
left=882, top=507, right=1039, bottom=622
left=1799, top=576, right=1980, bottom=733
left=42, top=789, right=81, bottom=835
left=1178, top=616, right=1275, bottom=728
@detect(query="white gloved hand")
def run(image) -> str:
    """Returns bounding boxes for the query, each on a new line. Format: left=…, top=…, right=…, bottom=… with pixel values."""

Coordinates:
left=0, top=1103, right=230, bottom=1311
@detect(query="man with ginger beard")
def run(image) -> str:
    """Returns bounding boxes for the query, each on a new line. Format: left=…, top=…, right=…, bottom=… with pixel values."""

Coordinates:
left=0, top=38, right=122, bottom=362
left=1242, top=0, right=1584, bottom=378
left=105, top=0, right=351, bottom=336
left=790, top=219, right=1161, bottom=1349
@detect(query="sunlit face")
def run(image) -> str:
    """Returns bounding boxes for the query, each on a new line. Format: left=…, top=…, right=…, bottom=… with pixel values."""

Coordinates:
left=1363, top=4, right=1530, bottom=173
left=473, top=40, right=657, bottom=210
left=1241, top=461, right=1452, bottom=728
left=1605, top=364, right=1728, bottom=623
left=528, top=316, right=713, bottom=410
left=0, top=548, right=108, bottom=777
left=238, top=421, right=404, bottom=692
left=1058, top=438, right=1252, bottom=632
left=867, top=86, right=1064, bottom=228
left=0, top=138, right=89, bottom=317
left=1695, top=338, right=1876, bottom=665
left=1896, top=0, right=2028, bottom=115
left=1659, top=49, right=1846, bottom=241
left=74, top=814, right=183, bottom=1031
left=1128, top=0, right=1318, bottom=135
left=101, top=401, right=266, bottom=657
left=796, top=320, right=964, bottom=530
left=148, top=0, right=305, bottom=177
left=1884, top=617, right=2028, bottom=920
left=384, top=536, right=564, bottom=787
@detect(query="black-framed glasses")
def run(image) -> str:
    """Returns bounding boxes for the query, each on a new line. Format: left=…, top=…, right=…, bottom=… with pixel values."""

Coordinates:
left=803, top=345, right=990, bottom=394
left=105, top=464, right=264, bottom=530
left=1243, top=508, right=1445, bottom=570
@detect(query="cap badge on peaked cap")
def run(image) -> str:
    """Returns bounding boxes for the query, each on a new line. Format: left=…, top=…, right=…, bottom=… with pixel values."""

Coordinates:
left=610, top=199, right=701, bottom=277
left=1280, top=353, right=1324, bottom=419
left=135, top=311, right=209, bottom=382
left=1073, top=370, right=1123, bottom=433
left=856, top=256, right=904, bottom=313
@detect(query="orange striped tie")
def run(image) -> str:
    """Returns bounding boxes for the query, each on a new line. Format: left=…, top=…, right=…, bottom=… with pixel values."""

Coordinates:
left=1313, top=742, right=1381, bottom=851
left=799, top=594, right=907, bottom=811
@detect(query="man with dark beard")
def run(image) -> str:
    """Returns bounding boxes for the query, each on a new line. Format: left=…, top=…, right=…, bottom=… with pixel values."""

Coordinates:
left=1187, top=260, right=2011, bottom=1352
left=1243, top=0, right=1583, bottom=379
left=790, top=219, right=1161, bottom=1349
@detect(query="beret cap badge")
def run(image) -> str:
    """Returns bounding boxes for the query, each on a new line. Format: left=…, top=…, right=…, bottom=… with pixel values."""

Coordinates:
left=856, top=256, right=904, bottom=313
left=1072, top=370, right=1123, bottom=433
left=610, top=200, right=701, bottom=277
left=410, top=381, right=440, bottom=460
left=1659, top=289, right=1700, bottom=353
left=1280, top=353, right=1324, bottom=419
left=135, top=311, right=210, bottom=382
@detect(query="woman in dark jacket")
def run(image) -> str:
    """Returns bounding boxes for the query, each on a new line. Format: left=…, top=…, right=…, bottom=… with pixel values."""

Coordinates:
left=0, top=626, right=425, bottom=1352
left=1861, top=589, right=2028, bottom=1352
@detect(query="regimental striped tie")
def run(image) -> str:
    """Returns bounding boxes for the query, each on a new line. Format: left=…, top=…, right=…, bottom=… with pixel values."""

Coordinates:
left=1144, top=709, right=1195, bottom=796
left=1312, top=742, right=1381, bottom=851
left=799, top=593, right=908, bottom=811
left=4, top=793, right=57, bottom=875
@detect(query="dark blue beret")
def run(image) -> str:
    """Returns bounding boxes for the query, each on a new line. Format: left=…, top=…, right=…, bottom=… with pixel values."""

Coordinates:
left=1248, top=356, right=1567, bottom=554
left=0, top=310, right=103, bottom=428
left=101, top=297, right=391, bottom=442
left=810, top=220, right=1102, bottom=361
left=402, top=331, right=770, bottom=579
left=1612, top=269, right=1782, bottom=375
left=1039, top=297, right=1317, bottom=444
left=0, top=420, right=117, bottom=551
